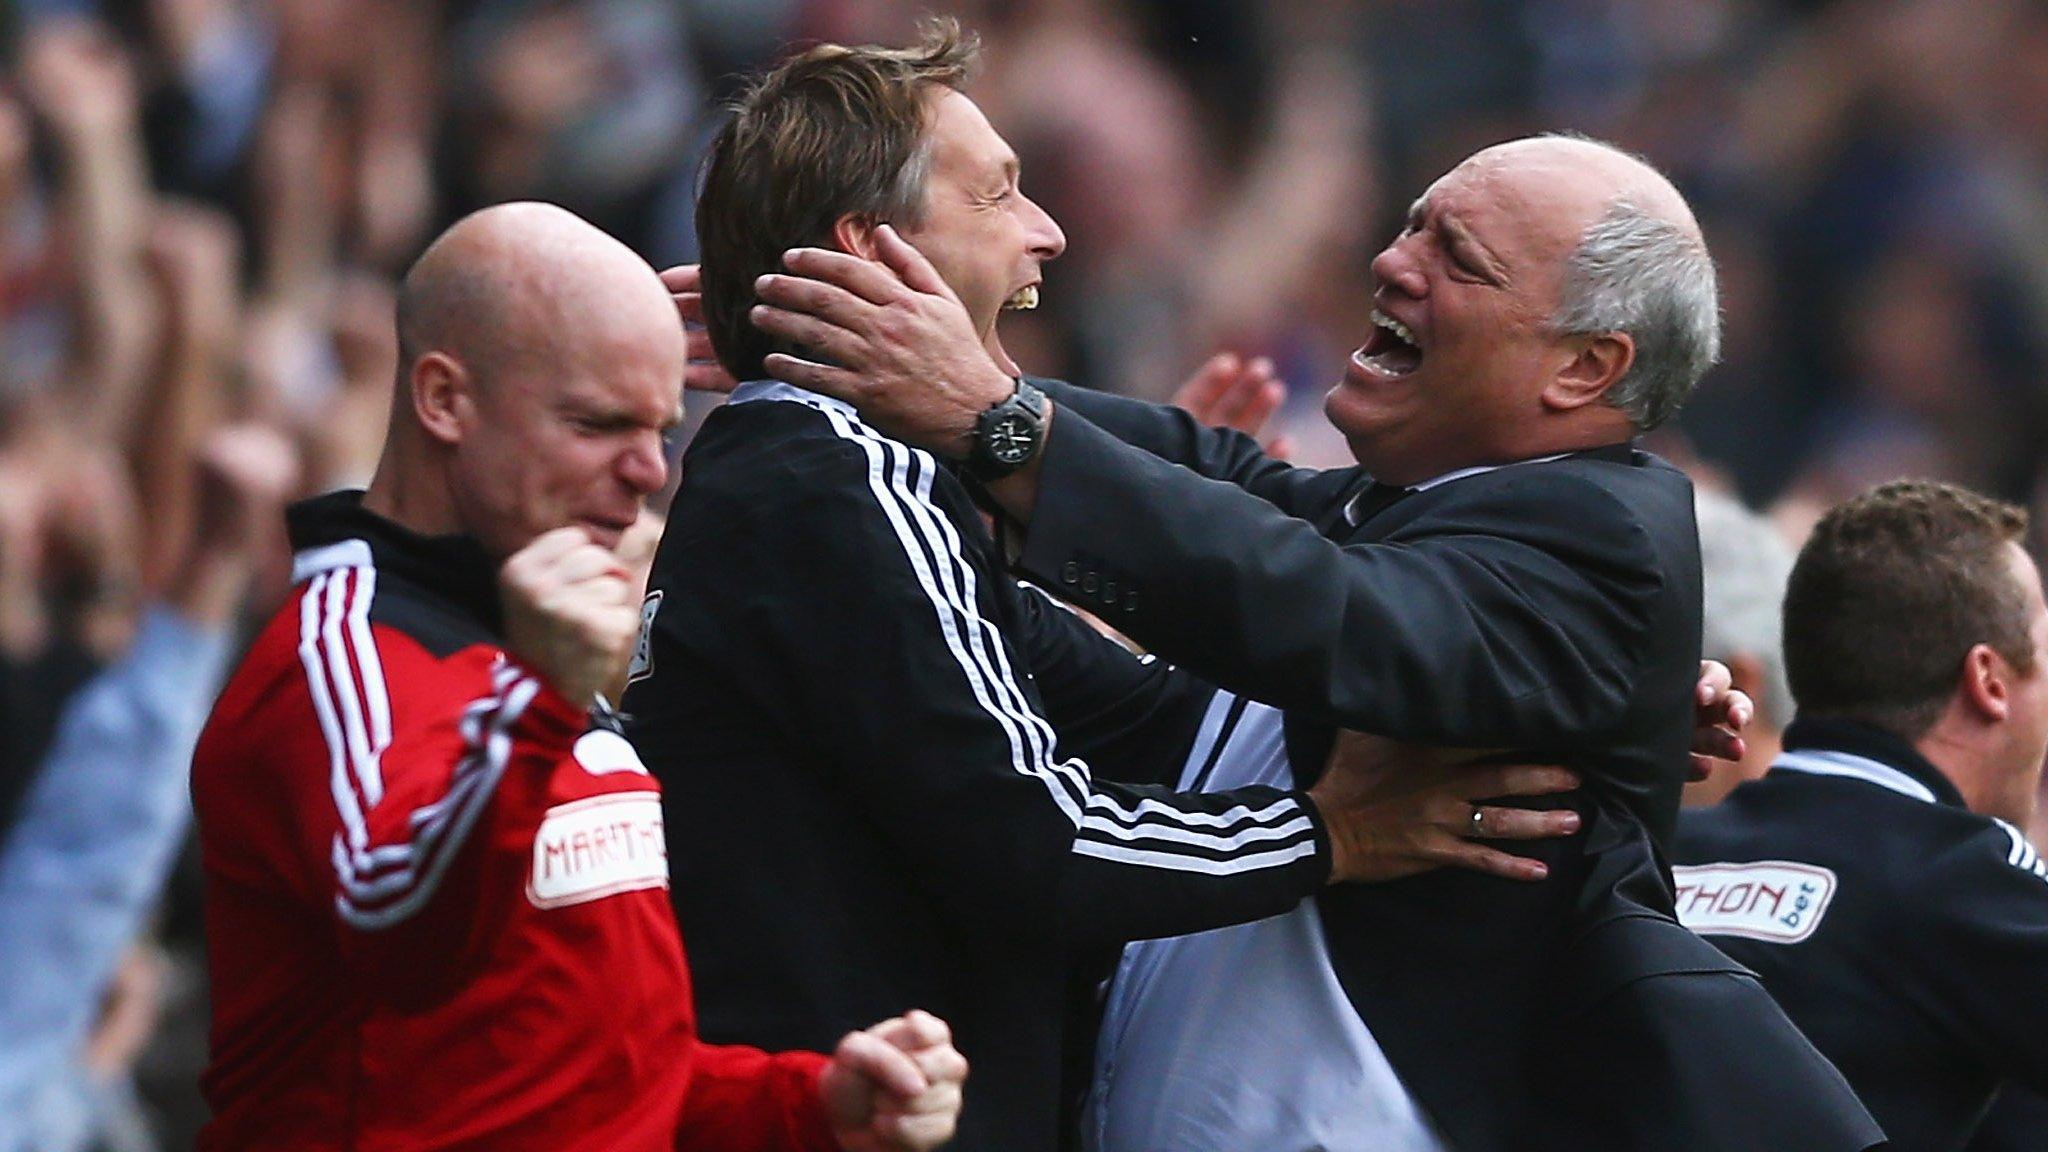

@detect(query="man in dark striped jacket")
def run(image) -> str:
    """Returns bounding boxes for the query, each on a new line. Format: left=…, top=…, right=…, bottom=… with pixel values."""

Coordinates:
left=626, top=24, right=1579, bottom=1152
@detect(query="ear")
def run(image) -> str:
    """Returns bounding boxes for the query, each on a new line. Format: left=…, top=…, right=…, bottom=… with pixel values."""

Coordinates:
left=411, top=352, right=472, bottom=447
left=1541, top=331, right=1634, bottom=413
left=1959, top=643, right=2014, bottom=723
left=832, top=213, right=883, bottom=261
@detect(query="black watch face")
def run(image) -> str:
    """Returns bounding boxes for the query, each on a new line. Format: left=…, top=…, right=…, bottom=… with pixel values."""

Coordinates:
left=987, top=413, right=1038, bottom=464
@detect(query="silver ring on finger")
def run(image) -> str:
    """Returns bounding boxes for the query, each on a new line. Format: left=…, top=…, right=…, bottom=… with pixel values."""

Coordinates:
left=1469, top=807, right=1487, bottom=838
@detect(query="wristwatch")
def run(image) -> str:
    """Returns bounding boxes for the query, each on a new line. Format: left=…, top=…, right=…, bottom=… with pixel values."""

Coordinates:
left=965, top=378, right=1048, bottom=481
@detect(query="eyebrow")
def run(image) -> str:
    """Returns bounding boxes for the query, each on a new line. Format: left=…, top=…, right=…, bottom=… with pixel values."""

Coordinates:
left=562, top=396, right=685, bottom=432
left=1407, top=196, right=1507, bottom=284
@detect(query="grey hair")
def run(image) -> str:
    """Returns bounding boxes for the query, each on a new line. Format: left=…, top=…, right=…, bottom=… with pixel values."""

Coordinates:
left=1696, top=488, right=1796, bottom=730
left=1552, top=197, right=1721, bottom=431
left=878, top=136, right=936, bottom=227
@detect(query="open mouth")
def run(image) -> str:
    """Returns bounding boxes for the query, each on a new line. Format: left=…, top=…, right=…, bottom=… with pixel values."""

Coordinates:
left=1003, top=284, right=1041, bottom=311
left=1356, top=310, right=1423, bottom=377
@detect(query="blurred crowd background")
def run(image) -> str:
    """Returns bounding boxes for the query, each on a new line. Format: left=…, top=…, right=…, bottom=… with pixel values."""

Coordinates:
left=1, top=0, right=2045, bottom=1148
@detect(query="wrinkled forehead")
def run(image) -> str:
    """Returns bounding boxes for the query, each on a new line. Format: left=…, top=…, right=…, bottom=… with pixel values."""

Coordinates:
left=1420, top=148, right=1610, bottom=260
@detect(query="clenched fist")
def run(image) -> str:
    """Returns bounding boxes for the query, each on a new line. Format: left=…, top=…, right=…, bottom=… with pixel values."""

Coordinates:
left=820, top=1010, right=968, bottom=1152
left=500, top=527, right=639, bottom=705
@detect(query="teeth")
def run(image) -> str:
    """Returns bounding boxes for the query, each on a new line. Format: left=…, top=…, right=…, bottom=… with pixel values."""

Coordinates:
left=1004, top=285, right=1040, bottom=311
left=1373, top=310, right=1416, bottom=347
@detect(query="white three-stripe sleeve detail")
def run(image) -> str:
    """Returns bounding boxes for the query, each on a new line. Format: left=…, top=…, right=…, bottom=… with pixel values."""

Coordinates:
left=319, top=572, right=382, bottom=824
left=1081, top=814, right=1317, bottom=850
left=336, top=672, right=541, bottom=930
left=812, top=405, right=1086, bottom=824
left=293, top=560, right=545, bottom=928
left=1997, top=819, right=2048, bottom=879
left=1071, top=837, right=1322, bottom=874
left=800, top=399, right=1317, bottom=874
left=345, top=566, right=392, bottom=804
left=1083, top=792, right=1305, bottom=830
left=880, top=429, right=1075, bottom=797
left=899, top=447, right=1063, bottom=776
left=299, top=573, right=370, bottom=853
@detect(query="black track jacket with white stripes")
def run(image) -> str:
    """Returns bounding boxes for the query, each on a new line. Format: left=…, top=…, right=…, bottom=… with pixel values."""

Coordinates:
left=625, top=382, right=1333, bottom=1152
left=1676, top=718, right=2048, bottom=1152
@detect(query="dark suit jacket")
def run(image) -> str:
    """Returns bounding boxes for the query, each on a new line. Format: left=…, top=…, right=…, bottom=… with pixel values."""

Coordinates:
left=1018, top=379, right=1883, bottom=1152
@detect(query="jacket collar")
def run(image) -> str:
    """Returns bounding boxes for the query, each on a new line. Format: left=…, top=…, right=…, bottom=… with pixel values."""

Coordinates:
left=286, top=489, right=505, bottom=633
left=1343, top=441, right=1639, bottom=528
left=1777, top=716, right=1968, bottom=808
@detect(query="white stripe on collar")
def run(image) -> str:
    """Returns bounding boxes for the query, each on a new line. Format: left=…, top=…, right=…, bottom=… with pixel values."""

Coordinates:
left=291, top=538, right=373, bottom=584
left=726, top=379, right=856, bottom=417
left=1343, top=452, right=1571, bottom=526
left=1770, top=749, right=1938, bottom=803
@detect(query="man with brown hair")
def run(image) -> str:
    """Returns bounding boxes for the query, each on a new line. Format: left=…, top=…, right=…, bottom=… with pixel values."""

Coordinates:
left=629, top=21, right=1594, bottom=1152
left=1677, top=479, right=2048, bottom=1152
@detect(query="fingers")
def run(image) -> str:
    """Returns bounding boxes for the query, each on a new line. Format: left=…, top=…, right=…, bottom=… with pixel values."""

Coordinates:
left=762, top=351, right=865, bottom=399
left=1171, top=353, right=1240, bottom=417
left=1468, top=804, right=1579, bottom=841
left=751, top=303, right=864, bottom=367
left=1691, top=722, right=1746, bottom=762
left=685, top=359, right=739, bottom=394
left=661, top=264, right=741, bottom=393
left=870, top=1008, right=952, bottom=1050
left=876, top=1091, right=963, bottom=1151
left=874, top=224, right=957, bottom=300
left=1723, top=688, right=1755, bottom=732
left=510, top=525, right=596, bottom=571
left=777, top=247, right=910, bottom=308
left=833, top=1028, right=930, bottom=1100
left=1209, top=358, right=1281, bottom=431
left=1170, top=353, right=1285, bottom=441
left=1696, top=658, right=1733, bottom=705
left=756, top=269, right=886, bottom=331
left=1442, top=842, right=1551, bottom=883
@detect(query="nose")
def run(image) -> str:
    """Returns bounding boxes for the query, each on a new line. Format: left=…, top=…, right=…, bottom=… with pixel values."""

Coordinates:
left=1370, top=234, right=1428, bottom=301
left=1022, top=193, right=1066, bottom=262
left=617, top=431, right=668, bottom=496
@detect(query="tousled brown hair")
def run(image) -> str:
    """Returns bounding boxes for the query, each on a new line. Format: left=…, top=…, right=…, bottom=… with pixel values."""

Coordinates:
left=1784, top=479, right=2035, bottom=740
left=695, top=19, right=979, bottom=382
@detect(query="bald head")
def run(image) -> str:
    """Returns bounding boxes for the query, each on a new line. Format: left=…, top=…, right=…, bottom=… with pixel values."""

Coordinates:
left=366, top=202, right=684, bottom=558
left=1468, top=135, right=1700, bottom=241
left=396, top=201, right=682, bottom=395
left=1460, top=133, right=1719, bottom=431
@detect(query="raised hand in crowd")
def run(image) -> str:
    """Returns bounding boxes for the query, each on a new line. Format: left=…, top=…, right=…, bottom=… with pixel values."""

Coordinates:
left=21, top=18, right=157, bottom=439
left=0, top=444, right=50, bottom=660
left=169, top=422, right=301, bottom=627
left=135, top=202, right=243, bottom=591
left=819, top=1009, right=969, bottom=1152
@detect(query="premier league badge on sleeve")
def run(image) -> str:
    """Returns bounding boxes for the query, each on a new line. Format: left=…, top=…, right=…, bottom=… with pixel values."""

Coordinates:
left=627, top=590, right=662, bottom=685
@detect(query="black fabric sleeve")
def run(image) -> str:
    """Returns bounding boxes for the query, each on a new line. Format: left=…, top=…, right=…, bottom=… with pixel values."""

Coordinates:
left=1018, top=409, right=1661, bottom=745
left=703, top=415, right=1328, bottom=948
left=1910, top=822, right=2048, bottom=1091
left=1032, top=377, right=1364, bottom=520
left=1010, top=580, right=1214, bottom=787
